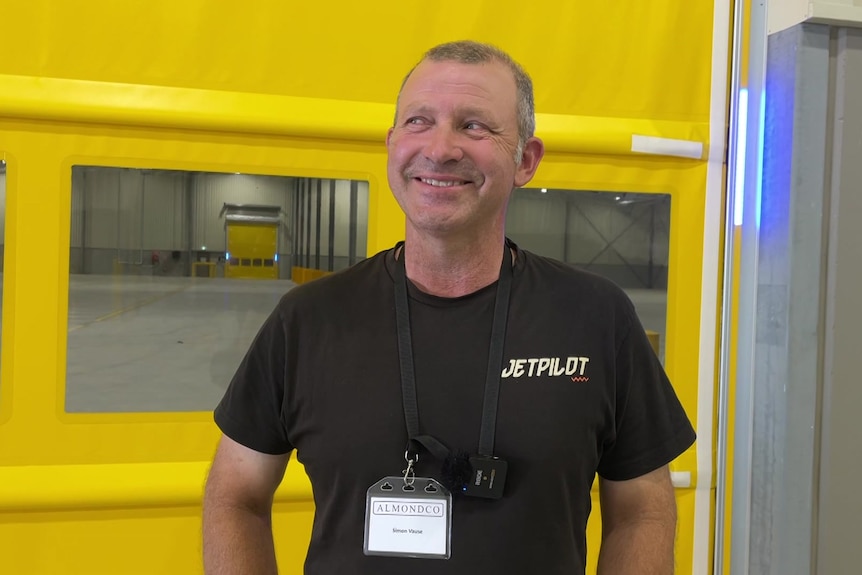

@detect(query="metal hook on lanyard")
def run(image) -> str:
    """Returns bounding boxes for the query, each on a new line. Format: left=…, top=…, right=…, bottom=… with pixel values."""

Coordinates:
left=402, top=450, right=417, bottom=488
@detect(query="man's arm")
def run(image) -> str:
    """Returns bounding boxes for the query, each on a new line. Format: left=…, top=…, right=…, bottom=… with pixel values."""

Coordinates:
left=596, top=465, right=678, bottom=575
left=203, top=434, right=290, bottom=575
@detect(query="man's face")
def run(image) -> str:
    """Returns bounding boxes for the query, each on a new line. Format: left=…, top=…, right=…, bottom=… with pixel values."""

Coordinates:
left=386, top=59, right=542, bottom=238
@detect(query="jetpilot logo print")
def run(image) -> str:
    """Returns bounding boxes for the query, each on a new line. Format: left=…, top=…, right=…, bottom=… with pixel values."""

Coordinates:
left=500, top=356, right=591, bottom=382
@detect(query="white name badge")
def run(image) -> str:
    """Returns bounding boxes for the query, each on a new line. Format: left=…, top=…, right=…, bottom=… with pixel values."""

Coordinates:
left=363, top=476, right=452, bottom=559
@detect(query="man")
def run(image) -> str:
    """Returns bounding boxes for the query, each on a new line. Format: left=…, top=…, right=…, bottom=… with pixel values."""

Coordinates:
left=203, top=40, right=695, bottom=574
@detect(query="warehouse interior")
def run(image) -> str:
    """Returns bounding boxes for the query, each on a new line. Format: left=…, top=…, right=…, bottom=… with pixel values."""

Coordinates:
left=0, top=165, right=671, bottom=414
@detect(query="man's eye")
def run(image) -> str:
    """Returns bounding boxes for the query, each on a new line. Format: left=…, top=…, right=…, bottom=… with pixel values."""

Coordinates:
left=464, top=122, right=489, bottom=131
left=406, top=117, right=425, bottom=125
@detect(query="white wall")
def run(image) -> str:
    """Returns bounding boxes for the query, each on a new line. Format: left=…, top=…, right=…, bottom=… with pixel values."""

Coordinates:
left=769, top=0, right=862, bottom=34
left=769, top=0, right=814, bottom=35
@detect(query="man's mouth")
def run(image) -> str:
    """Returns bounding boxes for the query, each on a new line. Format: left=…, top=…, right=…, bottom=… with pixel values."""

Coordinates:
left=417, top=177, right=468, bottom=187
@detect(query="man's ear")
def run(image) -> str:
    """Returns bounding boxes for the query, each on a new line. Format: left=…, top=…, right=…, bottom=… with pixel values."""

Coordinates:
left=514, top=137, right=545, bottom=188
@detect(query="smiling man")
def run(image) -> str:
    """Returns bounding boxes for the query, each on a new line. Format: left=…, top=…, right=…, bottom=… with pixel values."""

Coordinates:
left=203, top=41, right=695, bottom=575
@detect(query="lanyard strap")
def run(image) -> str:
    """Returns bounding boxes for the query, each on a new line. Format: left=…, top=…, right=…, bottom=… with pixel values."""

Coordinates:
left=394, top=242, right=513, bottom=461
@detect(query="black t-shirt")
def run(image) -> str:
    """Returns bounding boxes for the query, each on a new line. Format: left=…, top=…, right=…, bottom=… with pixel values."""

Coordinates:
left=214, top=243, right=696, bottom=574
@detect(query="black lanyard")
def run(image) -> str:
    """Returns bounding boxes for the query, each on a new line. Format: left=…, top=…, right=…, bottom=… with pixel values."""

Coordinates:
left=393, top=242, right=513, bottom=465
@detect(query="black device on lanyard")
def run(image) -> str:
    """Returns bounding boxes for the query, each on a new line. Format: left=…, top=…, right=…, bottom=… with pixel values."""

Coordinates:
left=393, top=241, right=513, bottom=500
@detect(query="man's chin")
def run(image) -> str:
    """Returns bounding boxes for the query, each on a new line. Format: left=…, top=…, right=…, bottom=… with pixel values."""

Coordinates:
left=406, top=215, right=476, bottom=238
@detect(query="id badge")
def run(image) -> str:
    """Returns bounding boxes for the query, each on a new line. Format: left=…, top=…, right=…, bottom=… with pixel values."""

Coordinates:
left=363, top=476, right=452, bottom=559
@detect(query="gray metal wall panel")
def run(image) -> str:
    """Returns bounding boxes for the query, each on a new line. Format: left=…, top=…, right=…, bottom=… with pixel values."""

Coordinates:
left=506, top=192, right=567, bottom=260
left=141, top=171, right=186, bottom=250
left=356, top=180, right=369, bottom=257
left=77, top=168, right=296, bottom=252
left=193, top=173, right=233, bottom=252
left=281, top=177, right=295, bottom=257
left=315, top=179, right=322, bottom=269
left=193, top=173, right=292, bottom=253
left=744, top=23, right=832, bottom=574
left=566, top=198, right=669, bottom=266
left=332, top=179, right=356, bottom=258
left=326, top=179, right=335, bottom=269
left=291, top=178, right=369, bottom=266
left=117, top=169, right=143, bottom=263
left=72, top=168, right=301, bottom=273
left=816, top=26, right=862, bottom=575
left=505, top=189, right=670, bottom=288
left=507, top=191, right=670, bottom=267
left=70, top=168, right=85, bottom=248
left=348, top=180, right=357, bottom=265
left=308, top=178, right=314, bottom=262
left=83, top=167, right=120, bottom=249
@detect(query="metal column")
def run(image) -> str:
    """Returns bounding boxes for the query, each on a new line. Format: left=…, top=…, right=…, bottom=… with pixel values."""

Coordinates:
left=328, top=179, right=336, bottom=271
left=349, top=180, right=358, bottom=267
left=315, top=179, right=322, bottom=270
left=305, top=178, right=312, bottom=268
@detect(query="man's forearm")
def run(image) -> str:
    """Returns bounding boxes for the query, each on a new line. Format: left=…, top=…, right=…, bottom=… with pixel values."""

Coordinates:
left=203, top=501, right=279, bottom=575
left=596, top=517, right=676, bottom=575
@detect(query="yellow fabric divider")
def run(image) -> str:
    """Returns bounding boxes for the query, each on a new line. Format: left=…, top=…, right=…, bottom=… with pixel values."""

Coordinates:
left=0, top=0, right=726, bottom=573
left=0, top=1, right=715, bottom=124
left=0, top=73, right=393, bottom=144
left=0, top=459, right=311, bottom=512
left=0, top=500, right=315, bottom=575
left=0, top=74, right=709, bottom=159
left=0, top=122, right=708, bottom=573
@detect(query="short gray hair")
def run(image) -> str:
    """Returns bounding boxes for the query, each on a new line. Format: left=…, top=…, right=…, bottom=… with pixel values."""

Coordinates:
left=395, top=40, right=535, bottom=162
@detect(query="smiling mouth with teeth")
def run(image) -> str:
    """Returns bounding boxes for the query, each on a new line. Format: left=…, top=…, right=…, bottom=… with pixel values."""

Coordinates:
left=418, top=178, right=468, bottom=187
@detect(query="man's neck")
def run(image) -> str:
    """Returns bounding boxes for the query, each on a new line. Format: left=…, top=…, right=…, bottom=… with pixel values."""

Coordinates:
left=401, top=230, right=508, bottom=298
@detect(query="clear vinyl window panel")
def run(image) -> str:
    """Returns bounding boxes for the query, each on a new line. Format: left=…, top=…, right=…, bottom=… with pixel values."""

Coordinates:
left=507, top=188, right=670, bottom=361
left=66, top=166, right=369, bottom=413
left=0, top=159, right=6, bottom=383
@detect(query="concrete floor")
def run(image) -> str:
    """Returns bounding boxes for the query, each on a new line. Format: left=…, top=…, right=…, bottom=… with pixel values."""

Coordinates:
left=65, top=275, right=289, bottom=413
left=7, top=275, right=666, bottom=414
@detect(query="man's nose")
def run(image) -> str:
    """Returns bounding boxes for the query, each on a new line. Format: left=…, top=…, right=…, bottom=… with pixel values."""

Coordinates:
left=422, top=127, right=464, bottom=164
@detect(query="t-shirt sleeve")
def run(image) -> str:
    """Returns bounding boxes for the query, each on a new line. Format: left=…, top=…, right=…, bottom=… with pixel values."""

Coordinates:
left=596, top=305, right=696, bottom=481
left=213, top=304, right=293, bottom=455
